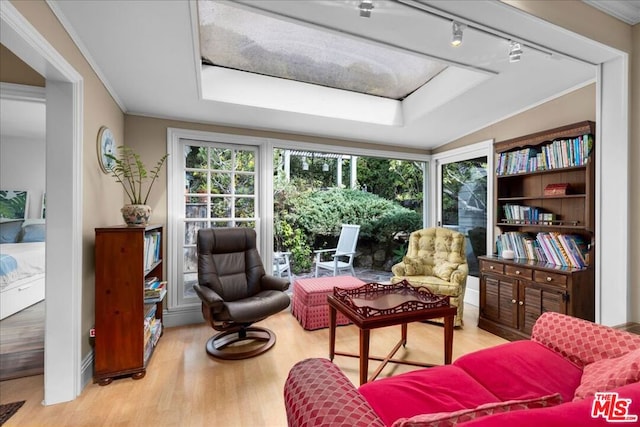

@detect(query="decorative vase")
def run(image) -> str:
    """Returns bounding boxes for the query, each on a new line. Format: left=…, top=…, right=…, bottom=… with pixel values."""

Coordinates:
left=121, top=204, right=152, bottom=226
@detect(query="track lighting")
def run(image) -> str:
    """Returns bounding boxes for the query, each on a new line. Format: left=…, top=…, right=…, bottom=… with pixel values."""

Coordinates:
left=451, top=21, right=464, bottom=47
left=509, top=41, right=523, bottom=63
left=359, top=0, right=374, bottom=18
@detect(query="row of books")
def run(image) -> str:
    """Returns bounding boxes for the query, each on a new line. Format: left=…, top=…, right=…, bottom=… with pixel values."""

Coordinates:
left=144, top=277, right=167, bottom=303
left=502, top=204, right=555, bottom=224
left=143, top=315, right=162, bottom=363
left=144, top=231, right=162, bottom=271
left=497, top=231, right=589, bottom=268
left=496, top=134, right=593, bottom=176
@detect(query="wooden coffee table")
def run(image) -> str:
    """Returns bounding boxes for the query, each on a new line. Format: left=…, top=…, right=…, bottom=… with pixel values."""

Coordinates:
left=328, top=280, right=457, bottom=385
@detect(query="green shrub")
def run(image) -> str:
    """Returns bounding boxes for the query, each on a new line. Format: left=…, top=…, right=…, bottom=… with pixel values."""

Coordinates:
left=274, top=187, right=422, bottom=272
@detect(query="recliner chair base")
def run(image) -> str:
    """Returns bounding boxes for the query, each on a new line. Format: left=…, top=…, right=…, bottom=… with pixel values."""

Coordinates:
left=205, top=326, right=276, bottom=360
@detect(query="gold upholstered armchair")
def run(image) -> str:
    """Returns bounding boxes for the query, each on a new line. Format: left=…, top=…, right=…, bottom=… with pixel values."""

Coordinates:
left=391, top=227, right=468, bottom=327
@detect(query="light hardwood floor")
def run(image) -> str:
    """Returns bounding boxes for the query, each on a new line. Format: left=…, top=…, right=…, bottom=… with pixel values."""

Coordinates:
left=0, top=301, right=44, bottom=381
left=0, top=304, right=506, bottom=427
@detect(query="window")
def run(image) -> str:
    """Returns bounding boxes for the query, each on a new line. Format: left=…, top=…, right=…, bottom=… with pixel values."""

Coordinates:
left=180, top=140, right=259, bottom=301
left=197, top=0, right=447, bottom=100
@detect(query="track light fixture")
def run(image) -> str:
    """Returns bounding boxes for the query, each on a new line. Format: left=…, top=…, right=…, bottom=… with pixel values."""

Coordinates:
left=509, top=41, right=523, bottom=63
left=359, top=0, right=374, bottom=18
left=451, top=21, right=464, bottom=47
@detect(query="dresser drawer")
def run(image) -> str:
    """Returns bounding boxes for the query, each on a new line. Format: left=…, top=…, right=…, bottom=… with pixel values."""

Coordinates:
left=480, top=260, right=504, bottom=274
left=534, top=271, right=567, bottom=287
left=505, top=265, right=533, bottom=280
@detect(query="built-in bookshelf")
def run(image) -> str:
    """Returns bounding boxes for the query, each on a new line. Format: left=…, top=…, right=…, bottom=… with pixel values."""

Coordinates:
left=479, top=121, right=595, bottom=341
left=94, top=224, right=166, bottom=385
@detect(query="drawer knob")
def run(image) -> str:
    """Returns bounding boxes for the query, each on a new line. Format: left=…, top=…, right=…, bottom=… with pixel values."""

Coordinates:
left=546, top=277, right=552, bottom=282
left=511, top=299, right=517, bottom=304
left=519, top=301, right=524, bottom=305
left=515, top=270, right=521, bottom=275
left=489, top=265, right=494, bottom=270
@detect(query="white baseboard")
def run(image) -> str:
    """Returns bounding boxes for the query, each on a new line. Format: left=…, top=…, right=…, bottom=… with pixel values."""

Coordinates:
left=464, top=287, right=479, bottom=307
left=163, top=305, right=205, bottom=328
left=81, top=350, right=94, bottom=389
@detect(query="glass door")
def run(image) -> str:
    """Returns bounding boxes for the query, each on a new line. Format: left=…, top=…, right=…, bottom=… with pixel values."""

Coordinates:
left=436, top=156, right=489, bottom=281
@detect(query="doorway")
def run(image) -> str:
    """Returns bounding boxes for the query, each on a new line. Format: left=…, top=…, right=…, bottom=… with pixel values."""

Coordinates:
left=433, top=141, right=494, bottom=306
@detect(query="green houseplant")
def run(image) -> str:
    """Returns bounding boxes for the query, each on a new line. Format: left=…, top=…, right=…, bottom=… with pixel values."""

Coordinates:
left=106, top=146, right=168, bottom=226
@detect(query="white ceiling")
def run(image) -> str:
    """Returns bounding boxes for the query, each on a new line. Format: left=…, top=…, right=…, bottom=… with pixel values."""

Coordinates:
left=3, top=1, right=635, bottom=150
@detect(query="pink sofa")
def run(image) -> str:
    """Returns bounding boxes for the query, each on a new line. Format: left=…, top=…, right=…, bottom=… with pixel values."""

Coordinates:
left=284, top=312, right=640, bottom=426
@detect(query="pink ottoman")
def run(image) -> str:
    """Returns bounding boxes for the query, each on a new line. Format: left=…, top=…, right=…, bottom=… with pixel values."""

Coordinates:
left=292, top=276, right=366, bottom=330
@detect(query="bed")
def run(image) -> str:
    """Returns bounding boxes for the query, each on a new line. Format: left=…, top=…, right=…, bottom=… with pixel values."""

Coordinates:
left=0, top=219, right=46, bottom=320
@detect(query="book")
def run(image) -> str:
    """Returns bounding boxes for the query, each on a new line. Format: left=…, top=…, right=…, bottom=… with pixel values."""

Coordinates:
left=144, top=288, right=167, bottom=303
left=544, top=183, right=570, bottom=196
left=144, top=281, right=166, bottom=298
left=565, top=235, right=589, bottom=267
left=550, top=232, right=571, bottom=267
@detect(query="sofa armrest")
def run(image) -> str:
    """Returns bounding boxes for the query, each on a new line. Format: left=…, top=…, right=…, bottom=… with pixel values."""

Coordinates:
left=261, top=274, right=290, bottom=292
left=391, top=262, right=407, bottom=276
left=284, top=358, right=385, bottom=427
left=450, top=263, right=468, bottom=286
left=531, top=312, right=640, bottom=367
left=193, top=284, right=224, bottom=313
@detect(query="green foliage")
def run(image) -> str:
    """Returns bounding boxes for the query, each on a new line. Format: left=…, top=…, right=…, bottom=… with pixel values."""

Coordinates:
left=274, top=187, right=422, bottom=272
left=356, top=158, right=423, bottom=206
left=441, top=158, right=487, bottom=225
left=393, top=242, right=408, bottom=263
left=106, top=146, right=168, bottom=205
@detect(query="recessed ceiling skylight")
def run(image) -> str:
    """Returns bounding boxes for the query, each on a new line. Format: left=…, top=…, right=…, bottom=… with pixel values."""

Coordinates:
left=197, top=0, right=448, bottom=100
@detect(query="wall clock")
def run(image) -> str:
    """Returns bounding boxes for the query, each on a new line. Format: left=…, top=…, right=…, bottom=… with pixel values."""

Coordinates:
left=97, top=126, right=116, bottom=174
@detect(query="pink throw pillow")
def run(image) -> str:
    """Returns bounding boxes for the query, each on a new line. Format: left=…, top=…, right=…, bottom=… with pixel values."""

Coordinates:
left=573, top=348, right=640, bottom=401
left=392, top=393, right=563, bottom=427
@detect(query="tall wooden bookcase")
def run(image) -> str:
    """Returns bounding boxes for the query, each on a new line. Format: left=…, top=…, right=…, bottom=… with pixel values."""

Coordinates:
left=94, top=224, right=164, bottom=385
left=478, top=121, right=596, bottom=341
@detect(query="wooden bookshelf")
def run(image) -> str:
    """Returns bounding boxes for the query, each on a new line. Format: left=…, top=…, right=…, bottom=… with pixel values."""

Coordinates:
left=94, top=224, right=165, bottom=385
left=479, top=121, right=595, bottom=341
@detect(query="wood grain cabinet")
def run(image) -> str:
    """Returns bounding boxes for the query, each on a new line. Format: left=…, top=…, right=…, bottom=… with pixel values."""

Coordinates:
left=478, top=257, right=594, bottom=340
left=94, top=224, right=164, bottom=385
left=479, top=121, right=596, bottom=341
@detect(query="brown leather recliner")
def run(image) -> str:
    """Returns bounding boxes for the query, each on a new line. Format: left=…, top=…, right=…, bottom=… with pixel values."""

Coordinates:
left=194, top=227, right=291, bottom=359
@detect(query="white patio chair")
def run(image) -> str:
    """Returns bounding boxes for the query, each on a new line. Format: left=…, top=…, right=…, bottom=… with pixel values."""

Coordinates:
left=314, top=224, right=360, bottom=277
left=273, top=251, right=293, bottom=284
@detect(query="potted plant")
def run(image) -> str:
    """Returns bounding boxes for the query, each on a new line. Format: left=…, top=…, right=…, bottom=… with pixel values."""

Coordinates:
left=106, top=146, right=168, bottom=226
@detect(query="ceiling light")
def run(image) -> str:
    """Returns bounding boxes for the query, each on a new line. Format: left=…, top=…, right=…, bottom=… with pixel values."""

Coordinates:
left=322, top=162, right=329, bottom=172
left=451, top=21, right=464, bottom=47
left=509, top=41, right=523, bottom=63
left=302, top=157, right=309, bottom=171
left=359, top=0, right=374, bottom=18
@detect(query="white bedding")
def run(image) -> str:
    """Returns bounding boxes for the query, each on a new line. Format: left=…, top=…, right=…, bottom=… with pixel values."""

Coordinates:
left=0, top=242, right=46, bottom=289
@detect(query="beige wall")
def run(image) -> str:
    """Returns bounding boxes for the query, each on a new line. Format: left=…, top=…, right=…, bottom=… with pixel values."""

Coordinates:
left=503, top=0, right=632, bottom=53
left=0, top=43, right=45, bottom=86
left=9, top=0, right=126, bottom=357
left=434, top=84, right=596, bottom=153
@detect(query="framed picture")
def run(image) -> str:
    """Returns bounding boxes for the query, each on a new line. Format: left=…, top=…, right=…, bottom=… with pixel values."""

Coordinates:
left=97, top=126, right=116, bottom=173
left=0, top=190, right=29, bottom=220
